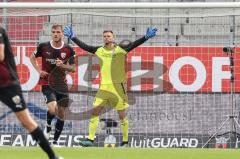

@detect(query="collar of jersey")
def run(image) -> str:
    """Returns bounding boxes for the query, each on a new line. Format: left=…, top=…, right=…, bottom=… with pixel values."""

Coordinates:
left=103, top=44, right=117, bottom=50
left=50, top=40, right=64, bottom=49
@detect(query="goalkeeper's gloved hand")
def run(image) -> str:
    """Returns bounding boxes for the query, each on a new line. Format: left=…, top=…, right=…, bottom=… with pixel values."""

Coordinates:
left=64, top=25, right=76, bottom=39
left=145, top=27, right=157, bottom=39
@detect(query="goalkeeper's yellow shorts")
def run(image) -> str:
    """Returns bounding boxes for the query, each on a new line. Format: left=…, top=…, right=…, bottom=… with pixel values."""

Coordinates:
left=93, top=83, right=129, bottom=110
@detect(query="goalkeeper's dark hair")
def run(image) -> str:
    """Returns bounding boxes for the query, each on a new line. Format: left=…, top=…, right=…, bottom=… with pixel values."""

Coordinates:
left=103, top=30, right=113, bottom=34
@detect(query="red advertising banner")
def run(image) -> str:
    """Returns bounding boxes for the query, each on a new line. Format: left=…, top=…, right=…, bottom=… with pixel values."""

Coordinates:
left=13, top=46, right=240, bottom=93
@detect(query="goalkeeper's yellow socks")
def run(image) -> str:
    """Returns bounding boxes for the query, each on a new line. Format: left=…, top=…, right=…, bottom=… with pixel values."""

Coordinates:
left=120, top=117, right=129, bottom=142
left=88, top=115, right=99, bottom=140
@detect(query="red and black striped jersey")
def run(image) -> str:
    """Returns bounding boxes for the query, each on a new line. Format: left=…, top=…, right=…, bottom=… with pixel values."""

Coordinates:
left=33, top=41, right=75, bottom=85
left=0, top=27, right=19, bottom=88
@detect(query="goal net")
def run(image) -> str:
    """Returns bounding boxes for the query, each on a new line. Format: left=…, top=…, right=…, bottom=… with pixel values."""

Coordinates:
left=1, top=2, right=240, bottom=148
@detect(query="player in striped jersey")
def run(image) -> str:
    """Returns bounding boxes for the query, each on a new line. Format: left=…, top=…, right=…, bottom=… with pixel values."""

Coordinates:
left=30, top=24, right=76, bottom=146
left=0, top=26, right=63, bottom=159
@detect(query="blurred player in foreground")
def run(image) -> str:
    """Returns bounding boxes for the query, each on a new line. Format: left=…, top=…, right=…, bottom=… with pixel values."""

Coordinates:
left=0, top=26, right=63, bottom=159
left=30, top=24, right=76, bottom=146
left=64, top=25, right=157, bottom=147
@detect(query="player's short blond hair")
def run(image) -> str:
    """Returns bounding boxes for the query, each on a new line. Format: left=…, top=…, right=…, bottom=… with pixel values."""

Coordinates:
left=51, top=24, right=63, bottom=31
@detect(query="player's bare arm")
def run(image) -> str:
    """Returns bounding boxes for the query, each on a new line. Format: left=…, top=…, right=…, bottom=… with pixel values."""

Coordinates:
left=0, top=44, right=4, bottom=61
left=0, top=29, right=5, bottom=61
left=30, top=54, right=49, bottom=78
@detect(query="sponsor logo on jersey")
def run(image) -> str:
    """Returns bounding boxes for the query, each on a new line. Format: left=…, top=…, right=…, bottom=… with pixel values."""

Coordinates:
left=46, top=58, right=56, bottom=64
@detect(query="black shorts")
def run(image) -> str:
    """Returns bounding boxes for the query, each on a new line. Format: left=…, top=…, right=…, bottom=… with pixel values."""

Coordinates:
left=42, top=85, right=69, bottom=107
left=0, top=84, right=27, bottom=112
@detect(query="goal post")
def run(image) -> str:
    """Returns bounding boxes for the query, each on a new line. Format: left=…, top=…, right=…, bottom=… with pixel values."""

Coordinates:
left=2, top=2, right=240, bottom=9
left=1, top=2, right=240, bottom=148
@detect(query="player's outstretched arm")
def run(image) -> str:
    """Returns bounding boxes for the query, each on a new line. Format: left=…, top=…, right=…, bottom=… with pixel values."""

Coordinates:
left=64, top=25, right=99, bottom=54
left=123, top=27, right=158, bottom=52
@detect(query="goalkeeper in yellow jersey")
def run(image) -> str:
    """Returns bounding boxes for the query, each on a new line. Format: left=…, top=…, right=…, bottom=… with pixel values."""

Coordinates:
left=64, top=26, right=157, bottom=147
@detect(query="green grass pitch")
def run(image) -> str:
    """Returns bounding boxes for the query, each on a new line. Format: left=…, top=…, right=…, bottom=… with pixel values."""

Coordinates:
left=1, top=147, right=240, bottom=159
